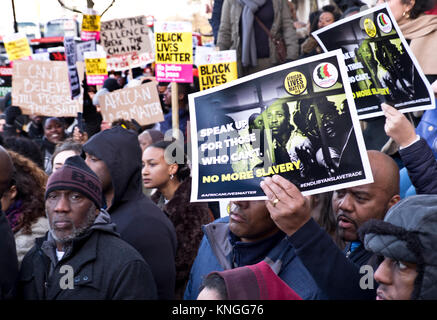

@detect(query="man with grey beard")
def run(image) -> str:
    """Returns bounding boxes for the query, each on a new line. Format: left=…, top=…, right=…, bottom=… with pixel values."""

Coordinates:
left=18, top=156, right=157, bottom=300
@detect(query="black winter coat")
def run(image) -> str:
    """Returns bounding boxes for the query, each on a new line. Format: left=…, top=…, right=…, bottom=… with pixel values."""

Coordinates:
left=18, top=211, right=157, bottom=300
left=151, top=178, right=213, bottom=299
left=83, top=126, right=177, bottom=299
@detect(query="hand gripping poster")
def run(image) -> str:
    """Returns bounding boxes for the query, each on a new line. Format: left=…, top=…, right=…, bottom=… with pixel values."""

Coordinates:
left=189, top=50, right=373, bottom=202
left=313, top=4, right=435, bottom=119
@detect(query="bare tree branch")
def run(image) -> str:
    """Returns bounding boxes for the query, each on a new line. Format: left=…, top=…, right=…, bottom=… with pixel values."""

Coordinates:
left=100, top=0, right=116, bottom=17
left=57, top=0, right=84, bottom=14
left=57, top=0, right=114, bottom=17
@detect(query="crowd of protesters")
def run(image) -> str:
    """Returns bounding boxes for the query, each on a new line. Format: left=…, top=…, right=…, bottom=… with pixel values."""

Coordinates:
left=1, top=0, right=437, bottom=301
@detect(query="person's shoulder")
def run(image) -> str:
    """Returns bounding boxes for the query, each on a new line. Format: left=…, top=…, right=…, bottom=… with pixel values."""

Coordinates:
left=97, top=231, right=146, bottom=262
left=112, top=197, right=176, bottom=234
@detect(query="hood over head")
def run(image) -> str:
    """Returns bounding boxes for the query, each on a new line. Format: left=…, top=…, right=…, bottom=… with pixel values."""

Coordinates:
left=359, top=195, right=437, bottom=300
left=82, top=126, right=143, bottom=207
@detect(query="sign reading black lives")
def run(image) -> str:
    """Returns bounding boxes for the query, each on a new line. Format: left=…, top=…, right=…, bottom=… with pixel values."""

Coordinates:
left=189, top=50, right=373, bottom=202
left=313, top=4, right=435, bottom=119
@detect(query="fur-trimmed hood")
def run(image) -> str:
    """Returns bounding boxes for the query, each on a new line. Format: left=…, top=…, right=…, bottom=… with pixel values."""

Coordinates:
left=359, top=195, right=437, bottom=300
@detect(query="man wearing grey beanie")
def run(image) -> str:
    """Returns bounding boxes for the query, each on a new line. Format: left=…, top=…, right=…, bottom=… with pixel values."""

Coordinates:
left=18, top=156, right=157, bottom=300
left=359, top=195, right=437, bottom=300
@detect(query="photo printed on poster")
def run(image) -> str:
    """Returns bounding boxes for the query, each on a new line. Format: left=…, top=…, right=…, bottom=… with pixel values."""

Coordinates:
left=189, top=50, right=373, bottom=202
left=313, top=4, right=435, bottom=119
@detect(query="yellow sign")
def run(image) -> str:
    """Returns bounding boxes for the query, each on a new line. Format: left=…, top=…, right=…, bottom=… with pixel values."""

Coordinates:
left=199, top=62, right=238, bottom=91
left=85, top=58, right=107, bottom=75
left=364, top=18, right=377, bottom=38
left=4, top=34, right=32, bottom=61
left=155, top=32, right=193, bottom=64
left=284, top=71, right=307, bottom=95
left=82, top=14, right=101, bottom=31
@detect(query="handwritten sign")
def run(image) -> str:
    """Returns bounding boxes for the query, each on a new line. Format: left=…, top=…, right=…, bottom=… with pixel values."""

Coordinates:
left=81, top=9, right=101, bottom=41
left=84, top=51, right=108, bottom=85
left=101, top=16, right=154, bottom=70
left=195, top=48, right=238, bottom=91
left=155, top=21, right=193, bottom=83
left=11, top=60, right=82, bottom=117
left=98, top=82, right=164, bottom=125
left=3, top=33, right=32, bottom=61
left=106, top=51, right=154, bottom=72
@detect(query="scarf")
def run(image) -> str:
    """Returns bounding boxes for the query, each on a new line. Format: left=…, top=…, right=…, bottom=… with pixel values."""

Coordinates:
left=238, top=0, right=267, bottom=67
left=399, top=14, right=437, bottom=75
left=5, top=200, right=23, bottom=233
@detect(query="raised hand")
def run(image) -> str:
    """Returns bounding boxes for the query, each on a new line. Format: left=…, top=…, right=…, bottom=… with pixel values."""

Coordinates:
left=382, top=103, right=417, bottom=148
left=260, top=175, right=311, bottom=236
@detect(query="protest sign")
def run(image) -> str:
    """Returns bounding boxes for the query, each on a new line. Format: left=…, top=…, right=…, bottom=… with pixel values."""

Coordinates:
left=81, top=9, right=101, bottom=41
left=76, top=40, right=96, bottom=62
left=155, top=21, right=193, bottom=83
left=98, top=82, right=164, bottom=125
left=3, top=33, right=32, bottom=61
left=101, top=16, right=154, bottom=70
left=189, top=50, right=373, bottom=202
left=106, top=51, right=154, bottom=72
left=313, top=4, right=435, bottom=119
left=84, top=51, right=108, bottom=85
left=11, top=60, right=82, bottom=117
left=0, top=67, right=12, bottom=97
left=64, top=36, right=81, bottom=99
left=195, top=48, right=238, bottom=91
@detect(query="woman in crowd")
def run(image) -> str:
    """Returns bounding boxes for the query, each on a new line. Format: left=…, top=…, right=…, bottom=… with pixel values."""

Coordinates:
left=142, top=140, right=214, bottom=299
left=379, top=0, right=437, bottom=82
left=1, top=150, right=48, bottom=265
left=217, top=0, right=299, bottom=76
left=50, top=139, right=83, bottom=173
left=300, top=5, right=341, bottom=58
left=36, top=117, right=66, bottom=174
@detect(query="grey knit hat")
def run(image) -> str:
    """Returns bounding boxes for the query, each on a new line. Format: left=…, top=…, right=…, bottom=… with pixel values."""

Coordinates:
left=359, top=195, right=437, bottom=300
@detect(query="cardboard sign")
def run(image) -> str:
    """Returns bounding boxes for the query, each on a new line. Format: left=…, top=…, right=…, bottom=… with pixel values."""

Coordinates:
left=189, top=50, right=373, bottom=202
left=64, top=36, right=81, bottom=99
left=101, top=16, right=154, bottom=71
left=0, top=67, right=12, bottom=97
left=155, top=21, right=193, bottom=83
left=3, top=33, right=32, bottom=61
left=98, top=82, right=164, bottom=125
left=81, top=9, right=101, bottom=41
left=106, top=51, right=154, bottom=71
left=313, top=4, right=435, bottom=119
left=76, top=40, right=96, bottom=62
left=11, top=60, right=82, bottom=117
left=84, top=51, right=108, bottom=85
left=195, top=48, right=238, bottom=91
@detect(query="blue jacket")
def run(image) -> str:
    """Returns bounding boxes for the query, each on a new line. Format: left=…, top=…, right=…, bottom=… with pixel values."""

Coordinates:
left=399, top=137, right=437, bottom=195
left=183, top=217, right=326, bottom=300
left=288, top=218, right=376, bottom=300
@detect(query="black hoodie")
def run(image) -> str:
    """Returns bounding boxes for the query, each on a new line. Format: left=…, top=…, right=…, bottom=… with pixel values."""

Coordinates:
left=83, top=126, right=177, bottom=299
